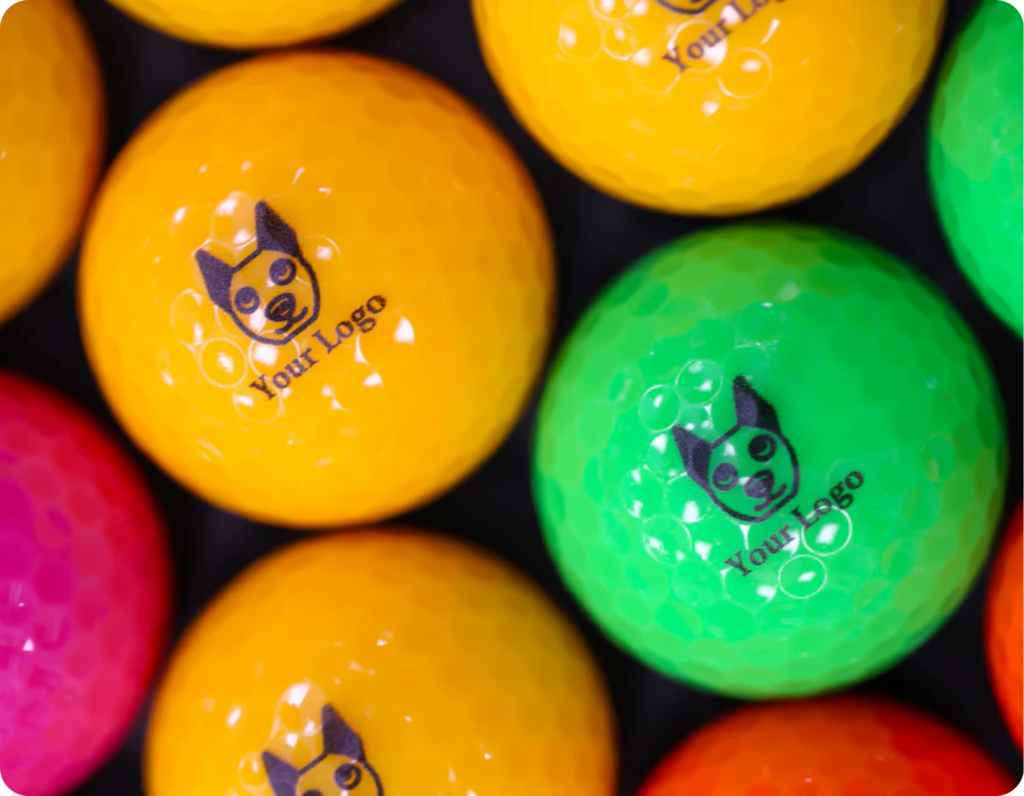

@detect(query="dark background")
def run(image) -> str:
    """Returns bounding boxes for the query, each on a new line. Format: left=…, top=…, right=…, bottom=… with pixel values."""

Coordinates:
left=1, top=0, right=1021, bottom=792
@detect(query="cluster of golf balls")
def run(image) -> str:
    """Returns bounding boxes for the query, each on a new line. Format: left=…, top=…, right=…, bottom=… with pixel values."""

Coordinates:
left=0, top=0, right=1019, bottom=794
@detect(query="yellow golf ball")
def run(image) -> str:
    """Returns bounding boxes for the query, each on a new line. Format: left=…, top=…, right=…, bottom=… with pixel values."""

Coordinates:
left=145, top=529, right=617, bottom=796
left=0, top=0, right=104, bottom=325
left=106, top=0, right=401, bottom=49
left=80, top=53, right=554, bottom=529
left=473, top=0, right=944, bottom=215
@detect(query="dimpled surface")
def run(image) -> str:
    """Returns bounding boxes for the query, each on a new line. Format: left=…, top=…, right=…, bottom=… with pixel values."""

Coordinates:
left=107, top=0, right=401, bottom=49
left=145, top=529, right=616, bottom=796
left=638, top=696, right=1014, bottom=795
left=81, top=53, right=554, bottom=529
left=986, top=504, right=1023, bottom=749
left=534, top=224, right=1007, bottom=698
left=0, top=0, right=104, bottom=326
left=0, top=372, right=170, bottom=796
left=473, top=0, right=943, bottom=215
left=929, top=0, right=1023, bottom=335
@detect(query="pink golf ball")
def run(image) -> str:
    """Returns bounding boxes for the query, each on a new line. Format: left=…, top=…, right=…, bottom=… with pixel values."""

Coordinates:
left=0, top=372, right=171, bottom=795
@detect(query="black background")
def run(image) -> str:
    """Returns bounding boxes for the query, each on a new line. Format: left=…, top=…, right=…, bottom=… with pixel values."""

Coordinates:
left=2, top=0, right=1022, bottom=793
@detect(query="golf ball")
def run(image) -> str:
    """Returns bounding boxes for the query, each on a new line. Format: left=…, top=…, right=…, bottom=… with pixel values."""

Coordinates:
left=80, top=52, right=554, bottom=529
left=473, top=0, right=944, bottom=215
left=637, top=696, right=1013, bottom=795
left=986, top=503, right=1023, bottom=748
left=145, top=529, right=616, bottom=796
left=534, top=224, right=1006, bottom=698
left=107, top=0, right=401, bottom=48
left=929, top=0, right=1023, bottom=335
left=0, top=0, right=104, bottom=326
left=0, top=371, right=170, bottom=796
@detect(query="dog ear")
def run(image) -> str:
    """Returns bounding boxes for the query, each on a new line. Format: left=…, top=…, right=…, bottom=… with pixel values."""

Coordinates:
left=262, top=751, right=300, bottom=796
left=195, top=249, right=235, bottom=313
left=256, top=202, right=301, bottom=257
left=672, top=425, right=711, bottom=489
left=732, top=377, right=780, bottom=433
left=322, top=704, right=365, bottom=761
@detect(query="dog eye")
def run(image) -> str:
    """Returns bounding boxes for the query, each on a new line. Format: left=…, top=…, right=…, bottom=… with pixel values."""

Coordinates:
left=712, top=463, right=738, bottom=491
left=335, top=763, right=362, bottom=789
left=234, top=287, right=260, bottom=315
left=269, top=257, right=297, bottom=286
left=749, top=434, right=777, bottom=463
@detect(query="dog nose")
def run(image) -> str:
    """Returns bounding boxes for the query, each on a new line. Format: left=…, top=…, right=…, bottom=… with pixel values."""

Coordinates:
left=744, top=470, right=776, bottom=500
left=265, top=292, right=298, bottom=322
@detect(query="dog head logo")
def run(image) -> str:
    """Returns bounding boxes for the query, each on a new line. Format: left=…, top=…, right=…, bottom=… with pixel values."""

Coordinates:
left=672, top=377, right=798, bottom=523
left=262, top=705, right=383, bottom=796
left=196, top=201, right=320, bottom=346
left=655, top=0, right=717, bottom=14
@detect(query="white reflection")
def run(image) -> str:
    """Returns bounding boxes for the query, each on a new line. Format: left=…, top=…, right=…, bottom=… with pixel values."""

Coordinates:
left=395, top=316, right=415, bottom=344
left=816, top=523, right=839, bottom=546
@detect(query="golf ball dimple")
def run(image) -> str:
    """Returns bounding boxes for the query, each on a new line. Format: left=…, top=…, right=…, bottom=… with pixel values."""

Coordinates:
left=534, top=224, right=1006, bottom=698
left=0, top=371, right=171, bottom=796
left=80, top=52, right=554, bottom=529
left=145, top=529, right=617, bottom=796
left=106, top=0, right=402, bottom=49
left=0, top=0, right=105, bottom=326
left=929, top=0, right=1023, bottom=335
left=637, top=696, right=1014, bottom=795
left=473, top=0, right=944, bottom=215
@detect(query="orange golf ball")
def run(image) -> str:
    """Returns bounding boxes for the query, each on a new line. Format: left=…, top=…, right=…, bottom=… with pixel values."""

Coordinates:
left=80, top=52, right=554, bottom=528
left=473, top=0, right=944, bottom=215
left=0, top=0, right=104, bottom=325
left=145, top=529, right=617, bottom=796
left=986, top=504, right=1023, bottom=748
left=107, top=0, right=401, bottom=49
left=639, top=696, right=1013, bottom=795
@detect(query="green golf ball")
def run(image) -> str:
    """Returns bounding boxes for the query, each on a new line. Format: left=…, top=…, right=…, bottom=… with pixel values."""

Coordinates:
left=929, top=0, right=1023, bottom=335
left=534, top=224, right=1007, bottom=699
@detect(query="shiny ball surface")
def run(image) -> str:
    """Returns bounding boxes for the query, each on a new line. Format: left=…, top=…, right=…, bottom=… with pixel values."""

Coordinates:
left=473, top=0, right=943, bottom=215
left=929, top=0, right=1023, bottom=335
left=0, top=0, right=104, bottom=325
left=534, top=224, right=1006, bottom=697
left=638, top=696, right=1013, bottom=795
left=0, top=372, right=170, bottom=796
left=145, top=529, right=616, bottom=796
left=107, top=0, right=402, bottom=48
left=81, top=52, right=554, bottom=529
left=986, top=504, right=1023, bottom=748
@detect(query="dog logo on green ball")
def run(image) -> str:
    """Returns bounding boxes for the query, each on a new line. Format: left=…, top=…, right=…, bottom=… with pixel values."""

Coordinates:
left=672, top=377, right=799, bottom=523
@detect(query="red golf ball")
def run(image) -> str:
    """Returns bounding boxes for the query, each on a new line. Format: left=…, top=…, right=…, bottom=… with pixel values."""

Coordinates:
left=0, top=372, right=171, bottom=795
left=639, top=696, right=1013, bottom=795
left=986, top=504, right=1023, bottom=748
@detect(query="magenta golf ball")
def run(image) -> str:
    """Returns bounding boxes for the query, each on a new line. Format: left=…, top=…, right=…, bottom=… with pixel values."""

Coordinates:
left=0, top=372, right=171, bottom=795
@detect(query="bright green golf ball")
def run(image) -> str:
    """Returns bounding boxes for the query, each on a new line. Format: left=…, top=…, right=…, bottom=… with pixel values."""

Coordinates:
left=929, top=0, right=1023, bottom=335
left=534, top=224, right=1007, bottom=699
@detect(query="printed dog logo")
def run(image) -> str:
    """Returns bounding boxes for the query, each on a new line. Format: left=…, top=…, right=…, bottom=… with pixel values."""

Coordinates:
left=262, top=704, right=383, bottom=796
left=672, top=377, right=799, bottom=523
left=655, top=0, right=717, bottom=14
left=196, top=201, right=320, bottom=346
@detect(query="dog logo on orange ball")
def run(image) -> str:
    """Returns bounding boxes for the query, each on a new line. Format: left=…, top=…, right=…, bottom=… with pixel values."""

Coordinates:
left=656, top=0, right=717, bottom=14
left=196, top=201, right=321, bottom=346
left=263, top=704, right=383, bottom=796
